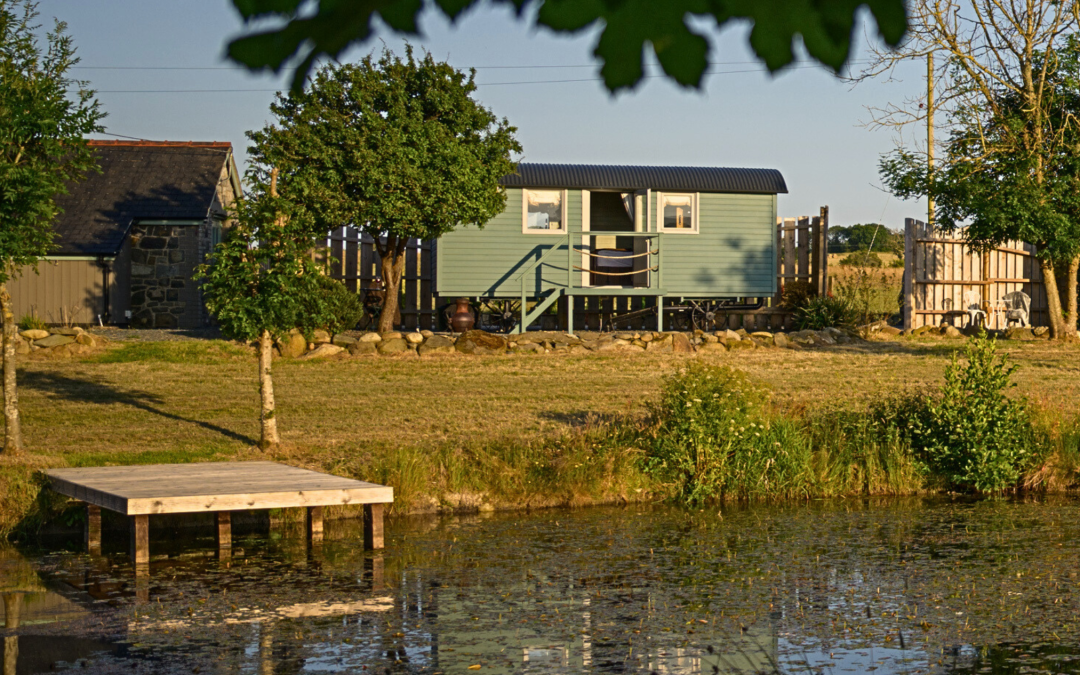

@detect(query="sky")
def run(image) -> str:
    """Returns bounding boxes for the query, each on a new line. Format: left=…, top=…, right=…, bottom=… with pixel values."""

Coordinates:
left=38, top=0, right=931, bottom=230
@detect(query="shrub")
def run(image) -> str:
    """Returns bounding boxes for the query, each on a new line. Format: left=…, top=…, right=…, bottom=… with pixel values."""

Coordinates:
left=645, top=362, right=812, bottom=503
left=17, top=312, right=46, bottom=331
left=792, top=295, right=857, bottom=330
left=780, top=280, right=816, bottom=311
left=839, top=250, right=884, bottom=267
left=872, top=332, right=1038, bottom=492
left=889, top=256, right=905, bottom=268
left=832, top=268, right=903, bottom=326
left=308, top=275, right=365, bottom=338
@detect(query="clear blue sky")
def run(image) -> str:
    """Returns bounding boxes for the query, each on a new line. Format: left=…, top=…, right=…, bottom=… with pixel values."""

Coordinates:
left=39, top=0, right=929, bottom=229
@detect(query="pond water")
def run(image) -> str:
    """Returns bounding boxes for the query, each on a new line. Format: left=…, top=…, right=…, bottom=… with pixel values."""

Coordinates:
left=5, top=496, right=1080, bottom=674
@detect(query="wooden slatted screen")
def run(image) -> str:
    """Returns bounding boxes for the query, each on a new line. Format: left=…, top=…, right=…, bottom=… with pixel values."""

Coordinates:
left=903, top=218, right=1048, bottom=330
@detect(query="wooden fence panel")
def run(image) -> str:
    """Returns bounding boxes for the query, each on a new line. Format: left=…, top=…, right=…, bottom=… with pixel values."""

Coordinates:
left=903, top=218, right=1048, bottom=330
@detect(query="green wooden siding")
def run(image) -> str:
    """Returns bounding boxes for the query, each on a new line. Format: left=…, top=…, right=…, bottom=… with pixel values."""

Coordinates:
left=436, top=188, right=777, bottom=298
left=657, top=192, right=776, bottom=296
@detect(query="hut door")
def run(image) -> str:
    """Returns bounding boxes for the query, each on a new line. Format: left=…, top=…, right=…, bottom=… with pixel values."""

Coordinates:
left=632, top=190, right=649, bottom=288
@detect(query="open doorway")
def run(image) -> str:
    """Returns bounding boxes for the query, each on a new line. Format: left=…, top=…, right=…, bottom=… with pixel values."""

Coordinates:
left=586, top=191, right=648, bottom=287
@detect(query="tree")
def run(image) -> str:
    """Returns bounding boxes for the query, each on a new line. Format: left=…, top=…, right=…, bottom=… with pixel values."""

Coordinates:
left=226, top=0, right=907, bottom=94
left=879, top=31, right=1080, bottom=338
left=827, top=223, right=903, bottom=254
left=196, top=172, right=327, bottom=449
left=248, top=47, right=520, bottom=332
left=0, top=0, right=103, bottom=454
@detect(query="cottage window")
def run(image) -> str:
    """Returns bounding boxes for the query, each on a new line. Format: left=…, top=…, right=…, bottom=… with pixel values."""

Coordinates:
left=658, top=193, right=698, bottom=233
left=523, top=189, right=565, bottom=233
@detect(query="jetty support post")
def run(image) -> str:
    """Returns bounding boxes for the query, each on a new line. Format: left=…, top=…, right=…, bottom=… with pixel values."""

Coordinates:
left=217, top=512, right=232, bottom=558
left=85, top=504, right=101, bottom=554
left=364, top=503, right=384, bottom=550
left=129, top=514, right=149, bottom=565
left=306, top=506, right=323, bottom=543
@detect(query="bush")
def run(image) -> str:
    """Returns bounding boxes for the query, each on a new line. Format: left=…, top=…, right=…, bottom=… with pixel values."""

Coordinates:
left=889, top=256, right=905, bottom=268
left=792, top=295, right=857, bottom=330
left=308, top=275, right=365, bottom=337
left=832, top=268, right=903, bottom=326
left=17, top=312, right=46, bottom=331
left=780, top=280, right=816, bottom=311
left=872, top=332, right=1038, bottom=492
left=645, top=362, right=812, bottom=503
left=839, top=250, right=884, bottom=267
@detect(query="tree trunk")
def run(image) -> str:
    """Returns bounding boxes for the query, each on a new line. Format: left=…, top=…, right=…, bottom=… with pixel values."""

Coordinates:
left=0, top=284, right=21, bottom=455
left=376, top=236, right=408, bottom=333
left=1039, top=257, right=1068, bottom=338
left=1066, top=254, right=1079, bottom=338
left=257, top=330, right=279, bottom=449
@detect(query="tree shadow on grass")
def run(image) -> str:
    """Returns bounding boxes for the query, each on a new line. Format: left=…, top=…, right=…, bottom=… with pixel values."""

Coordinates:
left=20, top=371, right=256, bottom=446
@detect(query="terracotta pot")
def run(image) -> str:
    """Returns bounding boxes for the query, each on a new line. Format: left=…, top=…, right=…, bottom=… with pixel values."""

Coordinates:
left=450, top=298, right=475, bottom=333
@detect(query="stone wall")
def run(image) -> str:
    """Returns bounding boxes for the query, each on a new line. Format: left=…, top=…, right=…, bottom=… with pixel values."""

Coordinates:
left=129, top=223, right=202, bottom=329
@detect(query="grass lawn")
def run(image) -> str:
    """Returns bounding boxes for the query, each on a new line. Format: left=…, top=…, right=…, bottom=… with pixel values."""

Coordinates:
left=5, top=335, right=1079, bottom=531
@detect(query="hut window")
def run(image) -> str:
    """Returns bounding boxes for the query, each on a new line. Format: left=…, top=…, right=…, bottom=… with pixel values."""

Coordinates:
left=659, top=193, right=698, bottom=233
left=523, top=189, right=565, bottom=233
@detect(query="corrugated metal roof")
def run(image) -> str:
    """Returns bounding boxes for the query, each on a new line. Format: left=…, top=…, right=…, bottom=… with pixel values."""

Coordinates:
left=500, top=163, right=787, bottom=194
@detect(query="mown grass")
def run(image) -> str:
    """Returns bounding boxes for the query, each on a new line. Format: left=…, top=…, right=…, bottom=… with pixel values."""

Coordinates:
left=4, top=336, right=1080, bottom=537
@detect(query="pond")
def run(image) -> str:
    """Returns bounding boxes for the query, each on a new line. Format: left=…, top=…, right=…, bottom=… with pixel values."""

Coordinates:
left=5, top=496, right=1080, bottom=674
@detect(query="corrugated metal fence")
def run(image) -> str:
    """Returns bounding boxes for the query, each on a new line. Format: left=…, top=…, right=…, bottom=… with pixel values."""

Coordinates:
left=903, top=218, right=1048, bottom=330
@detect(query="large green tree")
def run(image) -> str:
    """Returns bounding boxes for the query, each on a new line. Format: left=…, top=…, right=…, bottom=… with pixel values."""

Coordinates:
left=226, top=0, right=907, bottom=93
left=880, top=37, right=1080, bottom=338
left=197, top=172, right=327, bottom=449
left=248, top=47, right=520, bottom=332
left=0, top=0, right=103, bottom=454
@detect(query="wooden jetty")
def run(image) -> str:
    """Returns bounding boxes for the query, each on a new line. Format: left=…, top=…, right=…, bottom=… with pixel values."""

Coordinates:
left=46, top=461, right=394, bottom=564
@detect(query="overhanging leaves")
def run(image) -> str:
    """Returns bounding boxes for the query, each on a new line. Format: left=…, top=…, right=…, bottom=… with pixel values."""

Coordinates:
left=227, top=0, right=908, bottom=93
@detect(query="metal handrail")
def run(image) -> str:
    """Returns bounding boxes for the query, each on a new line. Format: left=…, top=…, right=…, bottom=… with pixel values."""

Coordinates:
left=515, top=234, right=571, bottom=327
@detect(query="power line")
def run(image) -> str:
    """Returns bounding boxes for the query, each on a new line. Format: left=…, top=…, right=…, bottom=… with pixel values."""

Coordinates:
left=89, top=62, right=846, bottom=93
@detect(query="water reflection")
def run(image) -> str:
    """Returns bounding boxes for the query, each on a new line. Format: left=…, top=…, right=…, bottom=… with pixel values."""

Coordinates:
left=4, top=497, right=1080, bottom=673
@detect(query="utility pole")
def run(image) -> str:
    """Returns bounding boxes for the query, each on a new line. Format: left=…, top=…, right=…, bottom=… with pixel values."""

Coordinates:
left=927, top=51, right=935, bottom=226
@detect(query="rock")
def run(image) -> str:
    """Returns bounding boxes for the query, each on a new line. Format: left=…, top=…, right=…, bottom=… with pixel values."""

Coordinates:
left=640, top=333, right=654, bottom=343
left=879, top=326, right=902, bottom=336
left=511, top=342, right=546, bottom=354
left=455, top=330, right=508, bottom=355
left=404, top=332, right=424, bottom=344
left=33, top=334, right=75, bottom=348
left=312, top=329, right=332, bottom=344
left=381, top=331, right=403, bottom=340
left=19, top=329, right=49, bottom=341
left=772, top=333, right=790, bottom=349
left=332, top=335, right=357, bottom=347
left=727, top=338, right=756, bottom=350
left=750, top=331, right=774, bottom=346
left=277, top=332, right=308, bottom=358
left=420, top=330, right=435, bottom=338
left=298, top=343, right=343, bottom=359
left=513, top=331, right=578, bottom=346
left=52, top=327, right=82, bottom=336
left=702, top=334, right=719, bottom=344
left=814, top=331, right=836, bottom=345
left=46, top=344, right=75, bottom=358
left=943, top=325, right=963, bottom=338
left=646, top=336, right=673, bottom=353
left=789, top=330, right=818, bottom=346
left=598, top=339, right=639, bottom=352
left=348, top=341, right=377, bottom=356
left=75, top=333, right=96, bottom=347
left=718, top=329, right=741, bottom=342
left=911, top=325, right=939, bottom=337
left=671, top=333, right=694, bottom=353
left=358, top=332, right=382, bottom=343
left=14, top=337, right=29, bottom=356
left=699, top=341, right=728, bottom=352
left=377, top=337, right=411, bottom=354
left=735, top=328, right=749, bottom=338
left=418, top=335, right=456, bottom=355
left=1033, top=326, right=1050, bottom=338
left=1004, top=327, right=1035, bottom=341
left=614, top=332, right=637, bottom=341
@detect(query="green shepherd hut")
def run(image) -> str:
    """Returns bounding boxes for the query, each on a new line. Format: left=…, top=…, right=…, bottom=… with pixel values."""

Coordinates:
left=435, top=163, right=789, bottom=332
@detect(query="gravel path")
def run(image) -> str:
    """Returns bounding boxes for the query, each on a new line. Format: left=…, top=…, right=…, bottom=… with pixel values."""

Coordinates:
left=87, top=327, right=225, bottom=342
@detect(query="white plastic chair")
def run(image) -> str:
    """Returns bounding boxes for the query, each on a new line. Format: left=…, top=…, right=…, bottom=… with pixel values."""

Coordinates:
left=1002, top=291, right=1031, bottom=327
left=963, top=290, right=986, bottom=328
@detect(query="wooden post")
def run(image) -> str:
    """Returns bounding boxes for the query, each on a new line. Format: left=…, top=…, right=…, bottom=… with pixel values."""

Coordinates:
left=85, top=503, right=101, bottom=554
left=216, top=512, right=232, bottom=554
left=817, top=207, right=829, bottom=296
left=3, top=593, right=21, bottom=629
left=364, top=503, right=384, bottom=550
left=3, top=635, right=16, bottom=675
left=129, top=514, right=149, bottom=565
left=904, top=218, right=917, bottom=331
left=364, top=554, right=385, bottom=592
left=306, top=506, right=323, bottom=543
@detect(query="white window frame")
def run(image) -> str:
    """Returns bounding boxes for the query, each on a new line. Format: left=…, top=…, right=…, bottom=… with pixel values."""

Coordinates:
left=522, top=188, right=568, bottom=235
left=656, top=192, right=699, bottom=234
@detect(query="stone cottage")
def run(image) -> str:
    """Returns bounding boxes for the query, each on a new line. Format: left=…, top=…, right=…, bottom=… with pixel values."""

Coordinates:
left=8, top=140, right=241, bottom=328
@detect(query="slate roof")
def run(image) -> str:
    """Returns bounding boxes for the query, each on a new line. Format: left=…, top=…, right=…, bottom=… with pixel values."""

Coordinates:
left=52, top=141, right=234, bottom=256
left=500, top=163, right=788, bottom=194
